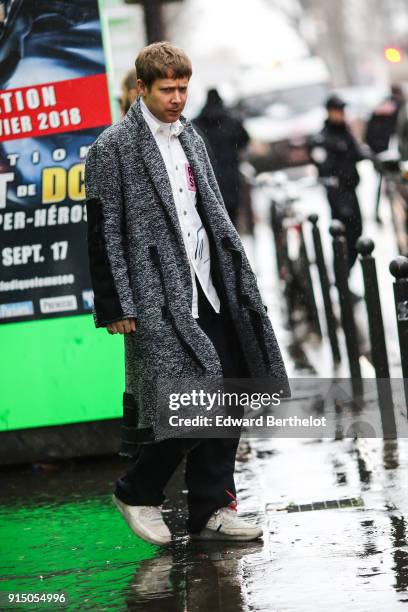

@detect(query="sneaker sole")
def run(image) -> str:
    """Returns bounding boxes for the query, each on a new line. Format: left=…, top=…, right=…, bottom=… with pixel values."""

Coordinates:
left=190, top=527, right=263, bottom=542
left=112, top=495, right=171, bottom=546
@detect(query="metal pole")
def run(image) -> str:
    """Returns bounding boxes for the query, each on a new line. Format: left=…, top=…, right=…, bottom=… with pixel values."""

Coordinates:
left=375, top=170, right=383, bottom=223
left=389, top=256, right=408, bottom=411
left=329, top=221, right=362, bottom=390
left=270, top=201, right=285, bottom=277
left=143, top=0, right=165, bottom=43
left=356, top=238, right=390, bottom=378
left=309, top=214, right=341, bottom=363
left=357, top=238, right=396, bottom=439
left=299, top=223, right=322, bottom=337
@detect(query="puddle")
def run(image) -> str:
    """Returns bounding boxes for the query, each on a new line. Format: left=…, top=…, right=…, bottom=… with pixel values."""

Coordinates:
left=1, top=439, right=408, bottom=610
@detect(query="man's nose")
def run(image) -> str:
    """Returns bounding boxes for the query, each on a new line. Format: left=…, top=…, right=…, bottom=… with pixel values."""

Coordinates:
left=172, top=90, right=181, bottom=104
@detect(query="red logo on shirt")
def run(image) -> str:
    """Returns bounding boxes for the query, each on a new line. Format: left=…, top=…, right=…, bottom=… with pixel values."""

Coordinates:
left=185, top=164, right=196, bottom=192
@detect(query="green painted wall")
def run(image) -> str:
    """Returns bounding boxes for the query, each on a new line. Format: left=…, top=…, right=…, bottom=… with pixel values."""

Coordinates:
left=0, top=316, right=124, bottom=431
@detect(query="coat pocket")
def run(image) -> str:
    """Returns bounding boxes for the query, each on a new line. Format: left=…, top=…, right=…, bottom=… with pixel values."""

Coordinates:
left=241, top=298, right=271, bottom=369
left=222, top=236, right=245, bottom=298
left=149, top=245, right=207, bottom=373
left=222, top=236, right=271, bottom=369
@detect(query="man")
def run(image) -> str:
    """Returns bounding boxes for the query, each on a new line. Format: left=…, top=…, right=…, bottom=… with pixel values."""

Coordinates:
left=365, top=85, right=406, bottom=223
left=365, top=85, right=406, bottom=155
left=309, top=95, right=364, bottom=271
left=398, top=97, right=408, bottom=161
left=194, top=88, right=250, bottom=228
left=85, top=42, right=287, bottom=545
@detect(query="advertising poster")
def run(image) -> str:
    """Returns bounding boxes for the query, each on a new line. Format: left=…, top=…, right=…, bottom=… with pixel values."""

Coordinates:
left=0, top=0, right=112, bottom=324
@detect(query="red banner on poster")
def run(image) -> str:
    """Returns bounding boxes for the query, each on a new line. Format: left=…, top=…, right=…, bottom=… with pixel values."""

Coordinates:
left=0, top=74, right=111, bottom=142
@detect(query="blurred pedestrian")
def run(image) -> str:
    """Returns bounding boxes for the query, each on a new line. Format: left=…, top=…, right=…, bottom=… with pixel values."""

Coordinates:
left=398, top=100, right=408, bottom=161
left=365, top=84, right=405, bottom=154
left=364, top=85, right=406, bottom=223
left=194, top=89, right=250, bottom=228
left=85, top=42, right=287, bottom=546
left=120, top=68, right=138, bottom=116
left=308, top=95, right=364, bottom=271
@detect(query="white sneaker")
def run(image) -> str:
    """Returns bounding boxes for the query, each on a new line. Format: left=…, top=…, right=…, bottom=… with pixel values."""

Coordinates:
left=112, top=494, right=171, bottom=545
left=191, top=507, right=263, bottom=541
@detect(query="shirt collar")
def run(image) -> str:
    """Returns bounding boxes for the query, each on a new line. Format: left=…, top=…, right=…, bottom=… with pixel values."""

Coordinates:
left=140, top=97, right=184, bottom=138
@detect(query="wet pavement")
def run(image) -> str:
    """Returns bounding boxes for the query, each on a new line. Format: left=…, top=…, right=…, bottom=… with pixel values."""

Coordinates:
left=1, top=434, right=408, bottom=611
left=2, top=162, right=408, bottom=611
left=246, top=160, right=404, bottom=378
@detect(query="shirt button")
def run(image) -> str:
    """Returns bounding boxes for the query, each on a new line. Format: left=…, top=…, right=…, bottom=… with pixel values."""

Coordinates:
left=179, top=188, right=183, bottom=192
left=188, top=232, right=190, bottom=237
left=183, top=210, right=187, bottom=215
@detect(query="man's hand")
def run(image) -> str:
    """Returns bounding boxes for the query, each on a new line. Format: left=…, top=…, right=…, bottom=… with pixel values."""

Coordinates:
left=107, top=318, right=136, bottom=335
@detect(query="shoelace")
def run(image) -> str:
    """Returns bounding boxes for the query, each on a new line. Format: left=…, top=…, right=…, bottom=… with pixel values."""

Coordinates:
left=226, top=490, right=238, bottom=512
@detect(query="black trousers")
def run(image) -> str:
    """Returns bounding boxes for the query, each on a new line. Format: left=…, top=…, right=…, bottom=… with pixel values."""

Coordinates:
left=326, top=186, right=362, bottom=271
left=114, top=282, right=247, bottom=533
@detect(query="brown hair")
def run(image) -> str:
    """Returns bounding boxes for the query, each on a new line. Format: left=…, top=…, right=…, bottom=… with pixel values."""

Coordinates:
left=122, top=68, right=138, bottom=93
left=135, top=42, right=192, bottom=88
left=120, top=69, right=138, bottom=115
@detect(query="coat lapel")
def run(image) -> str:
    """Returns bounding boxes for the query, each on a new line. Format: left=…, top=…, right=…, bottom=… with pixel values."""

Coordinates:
left=127, top=98, right=225, bottom=248
left=127, top=99, right=186, bottom=250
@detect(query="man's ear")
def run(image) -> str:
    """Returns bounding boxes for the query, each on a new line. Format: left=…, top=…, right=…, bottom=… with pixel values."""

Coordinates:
left=137, top=79, right=148, bottom=96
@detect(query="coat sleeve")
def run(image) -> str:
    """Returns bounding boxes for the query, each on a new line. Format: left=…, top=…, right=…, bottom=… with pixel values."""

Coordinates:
left=85, top=137, right=137, bottom=328
left=348, top=132, right=366, bottom=163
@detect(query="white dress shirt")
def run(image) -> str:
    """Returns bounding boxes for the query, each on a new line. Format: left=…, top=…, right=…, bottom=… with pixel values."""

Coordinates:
left=141, top=98, right=221, bottom=319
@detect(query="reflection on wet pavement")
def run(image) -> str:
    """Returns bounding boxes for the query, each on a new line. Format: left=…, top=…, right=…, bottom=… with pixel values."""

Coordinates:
left=1, top=437, right=408, bottom=610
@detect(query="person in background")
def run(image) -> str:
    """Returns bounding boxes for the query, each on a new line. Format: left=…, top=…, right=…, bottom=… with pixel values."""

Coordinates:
left=308, top=95, right=365, bottom=272
left=120, top=68, right=138, bottom=116
left=364, top=85, right=406, bottom=223
left=365, top=85, right=405, bottom=155
left=398, top=100, right=408, bottom=161
left=194, top=89, right=250, bottom=228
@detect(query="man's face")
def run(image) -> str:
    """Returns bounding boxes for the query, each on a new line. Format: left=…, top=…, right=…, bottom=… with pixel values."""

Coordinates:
left=328, top=108, right=345, bottom=124
left=138, top=75, right=189, bottom=123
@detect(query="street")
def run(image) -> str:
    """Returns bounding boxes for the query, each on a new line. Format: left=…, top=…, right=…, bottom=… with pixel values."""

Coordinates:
left=1, top=1, right=408, bottom=610
left=1, top=436, right=408, bottom=611
left=1, top=162, right=408, bottom=611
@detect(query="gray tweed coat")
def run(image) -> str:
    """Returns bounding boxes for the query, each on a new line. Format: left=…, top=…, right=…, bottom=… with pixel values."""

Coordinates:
left=85, top=97, right=288, bottom=448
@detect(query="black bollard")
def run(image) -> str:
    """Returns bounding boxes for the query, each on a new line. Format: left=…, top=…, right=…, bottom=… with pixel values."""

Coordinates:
left=298, top=223, right=322, bottom=337
left=389, top=256, right=408, bottom=411
left=329, top=221, right=362, bottom=389
left=356, top=238, right=390, bottom=378
left=357, top=238, right=396, bottom=439
left=309, top=214, right=341, bottom=363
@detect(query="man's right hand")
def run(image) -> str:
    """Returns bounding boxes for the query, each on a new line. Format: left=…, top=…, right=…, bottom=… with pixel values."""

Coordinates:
left=107, top=318, right=136, bottom=334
